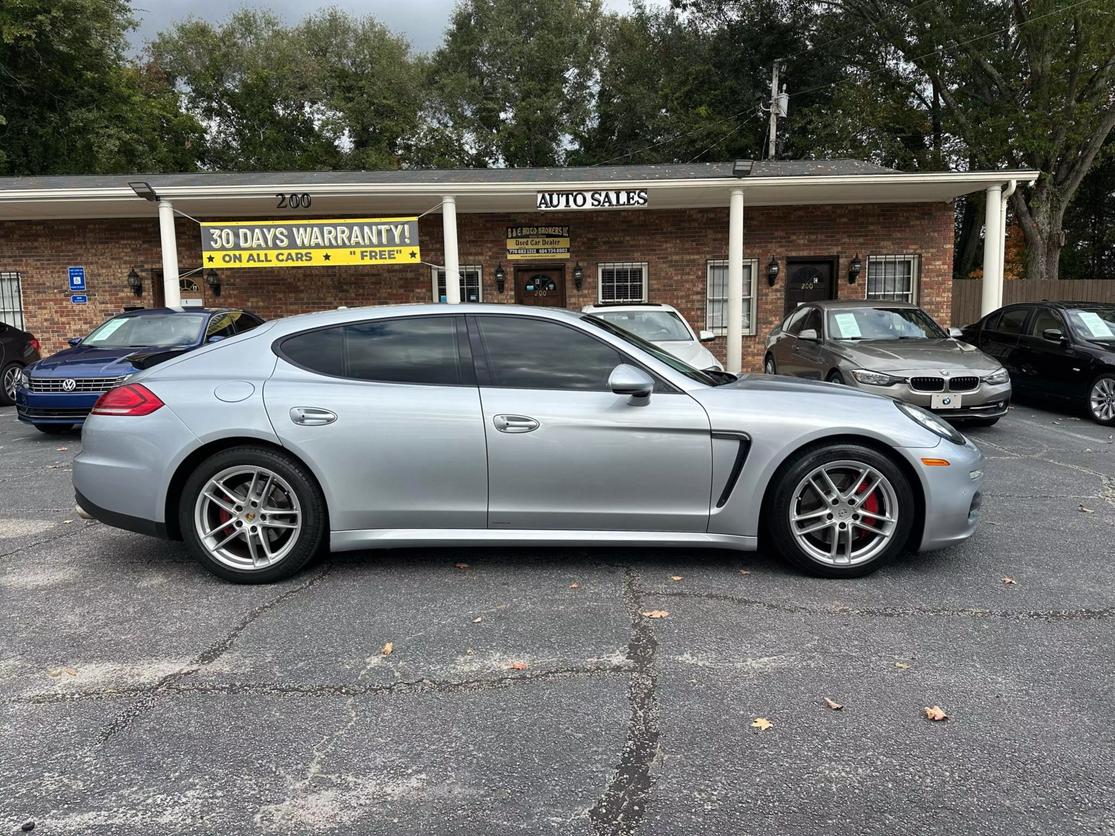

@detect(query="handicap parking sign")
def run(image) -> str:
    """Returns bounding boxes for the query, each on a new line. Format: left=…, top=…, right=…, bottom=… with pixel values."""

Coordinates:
left=68, top=266, right=87, bottom=292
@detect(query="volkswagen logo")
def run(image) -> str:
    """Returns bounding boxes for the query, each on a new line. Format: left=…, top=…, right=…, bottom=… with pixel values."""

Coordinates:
left=61, top=378, right=77, bottom=392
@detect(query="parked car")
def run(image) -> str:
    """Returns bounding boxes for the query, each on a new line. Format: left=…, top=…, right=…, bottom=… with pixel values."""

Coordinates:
left=959, top=302, right=1115, bottom=425
left=74, top=304, right=985, bottom=584
left=764, top=300, right=1011, bottom=426
left=0, top=322, right=41, bottom=407
left=16, top=307, right=264, bottom=434
left=582, top=302, right=724, bottom=371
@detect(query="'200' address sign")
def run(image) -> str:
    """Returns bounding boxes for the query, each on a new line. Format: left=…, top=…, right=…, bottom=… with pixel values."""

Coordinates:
left=536, top=189, right=649, bottom=211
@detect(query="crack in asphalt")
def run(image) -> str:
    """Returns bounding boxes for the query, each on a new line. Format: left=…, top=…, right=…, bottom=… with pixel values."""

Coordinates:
left=589, top=566, right=660, bottom=836
left=649, top=589, right=1115, bottom=621
left=95, top=564, right=334, bottom=743
left=0, top=521, right=96, bottom=560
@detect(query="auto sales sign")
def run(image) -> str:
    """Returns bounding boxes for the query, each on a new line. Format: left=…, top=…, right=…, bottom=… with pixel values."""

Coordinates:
left=535, top=189, right=649, bottom=211
left=201, top=218, right=420, bottom=268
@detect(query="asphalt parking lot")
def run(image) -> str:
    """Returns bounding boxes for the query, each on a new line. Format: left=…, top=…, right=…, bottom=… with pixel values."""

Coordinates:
left=1, top=401, right=1112, bottom=836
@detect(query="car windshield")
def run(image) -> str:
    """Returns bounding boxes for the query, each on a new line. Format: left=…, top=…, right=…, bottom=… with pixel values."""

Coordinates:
left=1064, top=307, right=1115, bottom=342
left=591, top=309, right=693, bottom=342
left=583, top=315, right=724, bottom=386
left=82, top=313, right=207, bottom=348
left=827, top=307, right=946, bottom=341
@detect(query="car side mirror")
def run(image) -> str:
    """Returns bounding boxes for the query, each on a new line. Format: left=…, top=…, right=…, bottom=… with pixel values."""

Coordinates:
left=207, top=335, right=226, bottom=343
left=798, top=328, right=819, bottom=342
left=67, top=337, right=82, bottom=347
left=1042, top=328, right=1066, bottom=343
left=948, top=327, right=963, bottom=338
left=608, top=363, right=654, bottom=402
left=698, top=329, right=716, bottom=342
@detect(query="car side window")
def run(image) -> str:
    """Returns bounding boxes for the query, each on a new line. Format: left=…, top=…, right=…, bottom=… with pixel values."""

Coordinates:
left=784, top=308, right=810, bottom=335
left=474, top=315, right=624, bottom=391
left=800, top=308, right=822, bottom=336
left=278, top=316, right=468, bottom=385
left=1028, top=307, right=1063, bottom=338
left=235, top=313, right=264, bottom=334
left=996, top=307, right=1031, bottom=335
left=207, top=313, right=238, bottom=340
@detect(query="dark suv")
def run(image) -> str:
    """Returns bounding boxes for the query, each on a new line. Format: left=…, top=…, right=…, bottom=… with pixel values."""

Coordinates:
left=1, top=321, right=42, bottom=406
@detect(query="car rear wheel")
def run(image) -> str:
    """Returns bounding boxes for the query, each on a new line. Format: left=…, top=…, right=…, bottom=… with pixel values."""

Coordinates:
left=764, top=355, right=777, bottom=375
left=180, top=446, right=327, bottom=583
left=826, top=370, right=845, bottom=384
left=1, top=362, right=22, bottom=405
left=767, top=444, right=914, bottom=578
left=1087, top=374, right=1115, bottom=425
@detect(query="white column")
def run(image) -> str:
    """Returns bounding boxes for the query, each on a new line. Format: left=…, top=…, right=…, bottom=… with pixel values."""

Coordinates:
left=157, top=198, right=181, bottom=307
left=996, top=180, right=1017, bottom=308
left=980, top=185, right=1002, bottom=318
left=442, top=195, right=461, bottom=304
left=726, top=187, right=745, bottom=374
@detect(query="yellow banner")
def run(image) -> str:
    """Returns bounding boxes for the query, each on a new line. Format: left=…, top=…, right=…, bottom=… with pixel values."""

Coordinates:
left=201, top=217, right=420, bottom=269
left=506, top=225, right=570, bottom=260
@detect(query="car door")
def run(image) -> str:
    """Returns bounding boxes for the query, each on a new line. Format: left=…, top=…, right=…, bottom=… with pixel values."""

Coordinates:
left=263, top=314, right=488, bottom=531
left=978, top=306, right=1031, bottom=380
left=1017, top=306, right=1088, bottom=400
left=771, top=307, right=809, bottom=375
left=469, top=314, right=713, bottom=532
left=784, top=307, right=825, bottom=378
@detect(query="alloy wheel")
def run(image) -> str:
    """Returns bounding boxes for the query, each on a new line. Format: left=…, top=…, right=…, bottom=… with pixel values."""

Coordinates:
left=788, top=460, right=899, bottom=566
left=3, top=366, right=20, bottom=402
left=194, top=465, right=302, bottom=570
left=764, top=357, right=776, bottom=374
left=1090, top=377, right=1115, bottom=423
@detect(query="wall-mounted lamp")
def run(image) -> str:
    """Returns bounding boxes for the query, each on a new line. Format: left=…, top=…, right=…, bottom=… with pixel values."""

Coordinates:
left=494, top=264, right=506, bottom=294
left=205, top=268, right=221, bottom=297
left=128, top=181, right=158, bottom=202
left=127, top=267, right=143, bottom=296
left=732, top=159, right=754, bottom=178
left=573, top=262, right=584, bottom=291
left=848, top=254, right=862, bottom=284
left=766, top=256, right=780, bottom=287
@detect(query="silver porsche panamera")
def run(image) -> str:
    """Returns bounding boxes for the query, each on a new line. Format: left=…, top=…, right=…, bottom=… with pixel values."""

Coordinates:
left=73, top=304, right=986, bottom=583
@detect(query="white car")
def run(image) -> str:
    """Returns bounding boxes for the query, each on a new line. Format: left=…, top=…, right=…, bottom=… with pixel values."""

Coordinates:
left=582, top=303, right=723, bottom=371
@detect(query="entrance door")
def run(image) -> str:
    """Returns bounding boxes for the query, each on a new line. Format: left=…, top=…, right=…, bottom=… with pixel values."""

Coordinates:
left=514, top=267, right=567, bottom=307
left=784, top=258, right=836, bottom=315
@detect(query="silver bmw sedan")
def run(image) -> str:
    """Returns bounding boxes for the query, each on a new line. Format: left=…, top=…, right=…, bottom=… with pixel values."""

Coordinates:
left=73, top=305, right=985, bottom=583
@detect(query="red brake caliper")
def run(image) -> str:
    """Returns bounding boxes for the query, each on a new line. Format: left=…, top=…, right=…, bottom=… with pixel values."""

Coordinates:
left=855, top=480, right=880, bottom=539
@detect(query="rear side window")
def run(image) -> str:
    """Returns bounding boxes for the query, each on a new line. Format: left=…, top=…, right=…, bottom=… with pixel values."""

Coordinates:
left=996, top=308, right=1030, bottom=335
left=278, top=316, right=467, bottom=385
left=783, top=307, right=810, bottom=335
left=475, top=315, right=623, bottom=391
left=1028, top=307, right=1063, bottom=337
left=236, top=313, right=264, bottom=333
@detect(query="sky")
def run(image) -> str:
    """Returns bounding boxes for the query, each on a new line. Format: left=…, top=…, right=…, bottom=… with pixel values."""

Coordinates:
left=128, top=0, right=642, bottom=54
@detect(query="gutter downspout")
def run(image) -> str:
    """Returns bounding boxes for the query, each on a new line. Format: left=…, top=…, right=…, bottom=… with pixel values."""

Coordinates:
left=997, top=180, right=1017, bottom=309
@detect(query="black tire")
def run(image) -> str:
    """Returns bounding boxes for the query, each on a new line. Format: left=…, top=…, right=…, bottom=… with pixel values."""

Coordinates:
left=764, top=355, right=777, bottom=375
left=1085, top=373, right=1115, bottom=426
left=766, top=443, right=915, bottom=578
left=35, top=424, right=73, bottom=434
left=826, top=370, right=845, bottom=384
left=179, top=445, right=327, bottom=584
left=1, top=362, right=22, bottom=406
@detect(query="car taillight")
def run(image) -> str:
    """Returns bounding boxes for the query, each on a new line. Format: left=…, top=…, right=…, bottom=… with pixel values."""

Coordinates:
left=29, top=337, right=41, bottom=353
left=91, top=383, right=165, bottom=416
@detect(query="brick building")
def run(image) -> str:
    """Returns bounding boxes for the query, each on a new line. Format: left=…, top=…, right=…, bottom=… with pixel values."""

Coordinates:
left=0, top=161, right=1034, bottom=372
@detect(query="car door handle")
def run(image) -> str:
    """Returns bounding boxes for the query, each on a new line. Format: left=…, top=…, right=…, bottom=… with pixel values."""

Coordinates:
left=290, top=407, right=337, bottom=426
left=493, top=414, right=539, bottom=433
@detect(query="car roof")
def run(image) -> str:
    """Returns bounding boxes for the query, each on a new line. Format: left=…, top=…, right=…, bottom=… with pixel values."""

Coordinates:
left=808, top=300, right=921, bottom=310
left=111, top=306, right=249, bottom=318
left=267, top=303, right=589, bottom=338
left=582, top=302, right=676, bottom=313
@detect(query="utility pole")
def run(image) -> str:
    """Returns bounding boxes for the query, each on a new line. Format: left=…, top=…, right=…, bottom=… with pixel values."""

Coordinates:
left=766, top=62, right=788, bottom=159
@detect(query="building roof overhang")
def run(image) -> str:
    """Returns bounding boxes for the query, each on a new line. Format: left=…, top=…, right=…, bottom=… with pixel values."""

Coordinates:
left=0, top=163, right=1040, bottom=221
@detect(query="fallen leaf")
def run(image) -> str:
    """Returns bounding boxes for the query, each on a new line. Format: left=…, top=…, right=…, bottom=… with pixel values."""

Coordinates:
left=751, top=717, right=772, bottom=730
left=1001, top=576, right=1016, bottom=585
left=47, top=668, right=63, bottom=678
left=670, top=575, right=683, bottom=582
left=739, top=569, right=751, bottom=576
left=381, top=642, right=393, bottom=656
left=1079, top=504, right=1094, bottom=513
left=509, top=660, right=528, bottom=671
left=62, top=519, right=73, bottom=524
left=63, top=666, right=77, bottom=676
left=924, top=705, right=948, bottom=722
left=823, top=697, right=843, bottom=711
left=895, top=661, right=910, bottom=670
left=454, top=562, right=470, bottom=570
left=472, top=616, right=482, bottom=623
left=569, top=581, right=580, bottom=589
left=56, top=447, right=68, bottom=452
left=641, top=610, right=670, bottom=619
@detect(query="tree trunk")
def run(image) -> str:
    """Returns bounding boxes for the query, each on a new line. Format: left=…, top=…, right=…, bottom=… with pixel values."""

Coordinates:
left=955, top=196, right=981, bottom=277
left=1014, top=185, right=1067, bottom=282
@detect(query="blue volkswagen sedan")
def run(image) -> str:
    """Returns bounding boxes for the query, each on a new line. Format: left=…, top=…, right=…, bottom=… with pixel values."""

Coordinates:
left=16, top=307, right=263, bottom=434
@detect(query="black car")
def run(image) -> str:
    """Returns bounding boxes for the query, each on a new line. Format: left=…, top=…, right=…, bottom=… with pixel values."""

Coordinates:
left=1, top=321, right=41, bottom=406
left=960, top=301, right=1115, bottom=425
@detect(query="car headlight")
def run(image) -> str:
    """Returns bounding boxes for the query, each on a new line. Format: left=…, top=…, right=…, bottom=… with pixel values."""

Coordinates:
left=851, top=369, right=903, bottom=387
left=896, top=401, right=966, bottom=445
left=983, top=367, right=1009, bottom=385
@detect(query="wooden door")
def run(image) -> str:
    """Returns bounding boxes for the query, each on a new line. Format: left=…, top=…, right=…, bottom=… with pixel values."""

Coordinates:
left=514, top=267, right=567, bottom=307
left=784, top=258, right=837, bottom=315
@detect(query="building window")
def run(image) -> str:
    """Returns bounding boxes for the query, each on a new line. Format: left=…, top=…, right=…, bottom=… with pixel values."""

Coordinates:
left=705, top=259, right=757, bottom=336
left=432, top=266, right=482, bottom=303
left=0, top=272, right=25, bottom=330
left=598, top=263, right=648, bottom=303
left=866, top=255, right=919, bottom=303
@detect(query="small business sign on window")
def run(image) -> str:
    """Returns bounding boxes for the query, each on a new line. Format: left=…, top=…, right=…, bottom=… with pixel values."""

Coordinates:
left=506, top=226, right=570, bottom=260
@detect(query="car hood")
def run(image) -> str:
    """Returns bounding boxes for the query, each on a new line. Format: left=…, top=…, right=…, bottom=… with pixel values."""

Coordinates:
left=656, top=340, right=722, bottom=370
left=29, top=345, right=193, bottom=376
left=716, top=373, right=882, bottom=401
left=830, top=338, right=998, bottom=373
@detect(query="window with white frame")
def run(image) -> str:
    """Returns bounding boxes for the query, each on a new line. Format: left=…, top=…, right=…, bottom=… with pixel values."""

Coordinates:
left=432, top=265, right=482, bottom=303
left=598, top=262, right=647, bottom=303
left=866, top=255, right=919, bottom=303
left=0, top=272, right=24, bottom=330
left=705, top=259, right=758, bottom=336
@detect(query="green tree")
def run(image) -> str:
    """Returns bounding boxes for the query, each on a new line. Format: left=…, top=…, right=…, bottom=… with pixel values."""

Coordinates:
left=415, top=0, right=604, bottom=167
left=0, top=0, right=201, bottom=175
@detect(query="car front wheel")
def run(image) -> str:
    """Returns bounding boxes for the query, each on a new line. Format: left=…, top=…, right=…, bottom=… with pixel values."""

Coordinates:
left=764, top=355, right=777, bottom=375
left=180, top=446, right=327, bottom=583
left=1087, top=374, right=1115, bottom=425
left=1, top=362, right=22, bottom=405
left=767, top=444, right=914, bottom=578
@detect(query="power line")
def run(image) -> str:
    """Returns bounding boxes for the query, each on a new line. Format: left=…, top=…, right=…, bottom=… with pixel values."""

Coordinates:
left=686, top=113, right=763, bottom=163
left=590, top=105, right=755, bottom=166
